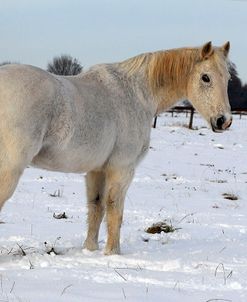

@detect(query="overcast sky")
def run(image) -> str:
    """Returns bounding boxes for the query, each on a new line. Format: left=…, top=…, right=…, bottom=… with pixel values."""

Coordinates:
left=0, top=0, right=247, bottom=82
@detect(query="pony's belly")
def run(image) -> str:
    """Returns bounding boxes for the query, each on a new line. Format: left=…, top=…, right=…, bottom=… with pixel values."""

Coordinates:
left=31, top=148, right=105, bottom=173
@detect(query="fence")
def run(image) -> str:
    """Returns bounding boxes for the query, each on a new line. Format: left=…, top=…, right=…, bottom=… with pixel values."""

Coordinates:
left=153, top=106, right=247, bottom=129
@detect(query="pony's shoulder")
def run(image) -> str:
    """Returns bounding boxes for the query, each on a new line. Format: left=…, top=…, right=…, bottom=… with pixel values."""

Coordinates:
left=80, top=63, right=117, bottom=82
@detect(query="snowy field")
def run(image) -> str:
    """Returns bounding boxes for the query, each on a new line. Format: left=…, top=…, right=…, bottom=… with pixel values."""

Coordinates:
left=1, top=112, right=247, bottom=302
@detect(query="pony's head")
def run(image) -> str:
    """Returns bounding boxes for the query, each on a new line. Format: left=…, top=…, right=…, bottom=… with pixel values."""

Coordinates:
left=187, top=41, right=232, bottom=132
left=120, top=42, right=232, bottom=132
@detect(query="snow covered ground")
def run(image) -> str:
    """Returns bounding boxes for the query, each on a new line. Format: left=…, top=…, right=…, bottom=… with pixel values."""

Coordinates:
left=1, top=112, right=247, bottom=302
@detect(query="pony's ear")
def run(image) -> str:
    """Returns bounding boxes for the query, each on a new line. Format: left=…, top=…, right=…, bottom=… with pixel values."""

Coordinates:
left=221, top=41, right=230, bottom=57
left=200, top=41, right=214, bottom=60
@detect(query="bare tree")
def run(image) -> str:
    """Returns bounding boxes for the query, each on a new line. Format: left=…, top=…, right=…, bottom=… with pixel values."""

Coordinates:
left=227, top=62, right=246, bottom=109
left=47, top=55, right=82, bottom=75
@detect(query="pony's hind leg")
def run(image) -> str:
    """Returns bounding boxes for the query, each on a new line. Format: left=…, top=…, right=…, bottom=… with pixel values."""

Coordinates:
left=83, top=170, right=105, bottom=251
left=104, top=166, right=134, bottom=255
left=0, top=166, right=23, bottom=210
left=0, top=140, right=34, bottom=211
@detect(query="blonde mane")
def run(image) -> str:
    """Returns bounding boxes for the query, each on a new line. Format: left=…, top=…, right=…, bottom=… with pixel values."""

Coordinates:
left=147, top=49, right=201, bottom=93
left=120, top=47, right=222, bottom=95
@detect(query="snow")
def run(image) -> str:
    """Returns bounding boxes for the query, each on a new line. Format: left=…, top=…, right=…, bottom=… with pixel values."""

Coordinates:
left=1, top=112, right=247, bottom=302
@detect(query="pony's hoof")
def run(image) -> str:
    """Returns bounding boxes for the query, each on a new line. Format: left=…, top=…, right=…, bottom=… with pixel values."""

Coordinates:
left=82, top=240, right=99, bottom=251
left=104, top=246, right=120, bottom=255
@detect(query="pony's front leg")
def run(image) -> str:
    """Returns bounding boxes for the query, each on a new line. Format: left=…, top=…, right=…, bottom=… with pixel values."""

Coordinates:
left=83, top=170, right=105, bottom=251
left=104, top=167, right=134, bottom=255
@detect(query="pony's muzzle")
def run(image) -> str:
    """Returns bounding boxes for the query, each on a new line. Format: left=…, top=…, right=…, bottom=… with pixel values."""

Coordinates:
left=211, top=115, right=232, bottom=132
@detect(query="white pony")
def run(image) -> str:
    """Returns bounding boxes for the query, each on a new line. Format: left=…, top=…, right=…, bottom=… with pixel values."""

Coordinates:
left=0, top=42, right=232, bottom=254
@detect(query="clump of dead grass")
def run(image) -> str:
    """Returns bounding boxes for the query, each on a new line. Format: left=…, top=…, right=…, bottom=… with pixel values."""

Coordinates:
left=145, top=220, right=181, bottom=234
left=222, top=193, right=239, bottom=201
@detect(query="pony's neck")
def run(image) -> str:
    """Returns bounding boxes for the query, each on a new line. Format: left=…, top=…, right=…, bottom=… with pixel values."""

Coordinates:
left=153, top=81, right=188, bottom=114
left=119, top=48, right=200, bottom=115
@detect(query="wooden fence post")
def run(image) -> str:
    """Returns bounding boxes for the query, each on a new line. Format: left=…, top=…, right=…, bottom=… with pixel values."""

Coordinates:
left=189, top=108, right=194, bottom=129
left=153, top=116, right=158, bottom=128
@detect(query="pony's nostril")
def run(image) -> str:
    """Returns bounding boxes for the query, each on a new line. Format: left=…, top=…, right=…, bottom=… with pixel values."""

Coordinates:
left=216, top=116, right=225, bottom=129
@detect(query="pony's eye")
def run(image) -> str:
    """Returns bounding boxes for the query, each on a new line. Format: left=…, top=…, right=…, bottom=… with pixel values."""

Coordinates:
left=201, top=74, right=210, bottom=83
